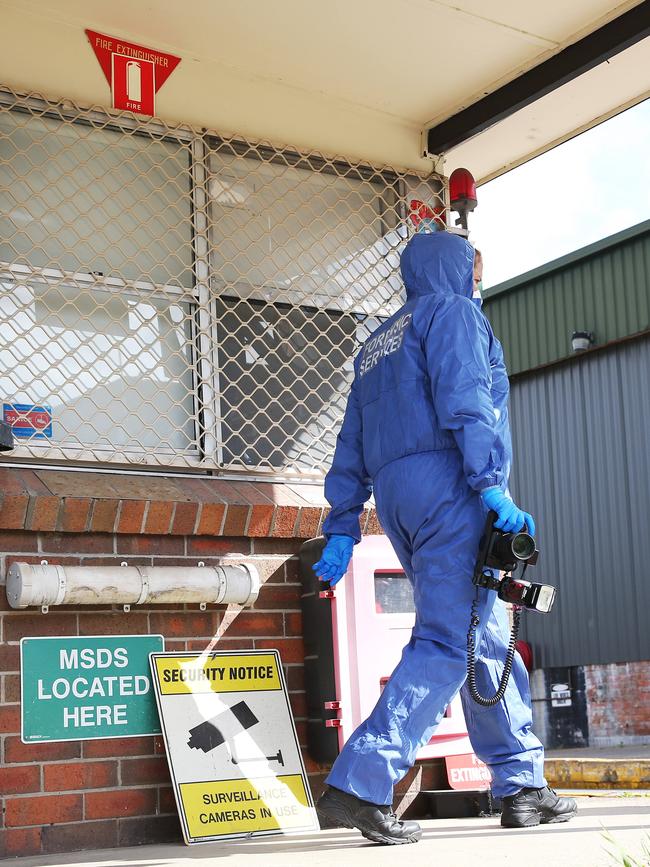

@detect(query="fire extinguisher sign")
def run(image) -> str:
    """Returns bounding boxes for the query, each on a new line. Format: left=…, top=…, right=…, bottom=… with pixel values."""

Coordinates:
left=85, top=29, right=181, bottom=117
left=112, top=55, right=155, bottom=115
left=149, top=650, right=318, bottom=845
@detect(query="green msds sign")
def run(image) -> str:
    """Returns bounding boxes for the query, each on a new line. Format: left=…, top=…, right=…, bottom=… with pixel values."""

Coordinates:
left=21, top=635, right=163, bottom=743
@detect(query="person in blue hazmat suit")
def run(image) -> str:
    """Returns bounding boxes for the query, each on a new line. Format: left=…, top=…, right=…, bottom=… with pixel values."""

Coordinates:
left=314, top=231, right=577, bottom=845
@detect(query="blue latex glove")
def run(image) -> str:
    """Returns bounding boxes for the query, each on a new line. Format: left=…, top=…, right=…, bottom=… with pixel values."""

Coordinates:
left=480, top=487, right=536, bottom=536
left=313, top=534, right=355, bottom=586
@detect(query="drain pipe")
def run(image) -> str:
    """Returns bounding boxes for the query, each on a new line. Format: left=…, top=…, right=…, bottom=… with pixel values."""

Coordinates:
left=5, top=562, right=260, bottom=612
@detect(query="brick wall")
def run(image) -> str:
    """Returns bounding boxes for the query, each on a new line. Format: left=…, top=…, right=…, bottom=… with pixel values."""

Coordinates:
left=0, top=529, right=313, bottom=857
left=584, top=661, right=650, bottom=748
left=0, top=468, right=449, bottom=859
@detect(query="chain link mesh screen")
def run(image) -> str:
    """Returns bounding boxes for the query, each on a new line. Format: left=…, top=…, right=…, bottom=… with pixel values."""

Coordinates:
left=0, top=86, right=446, bottom=477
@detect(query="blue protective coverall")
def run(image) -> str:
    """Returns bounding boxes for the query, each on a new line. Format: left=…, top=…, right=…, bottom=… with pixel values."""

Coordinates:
left=322, top=231, right=545, bottom=805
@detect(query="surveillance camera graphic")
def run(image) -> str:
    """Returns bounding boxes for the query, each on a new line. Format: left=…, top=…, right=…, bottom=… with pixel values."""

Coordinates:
left=187, top=700, right=284, bottom=767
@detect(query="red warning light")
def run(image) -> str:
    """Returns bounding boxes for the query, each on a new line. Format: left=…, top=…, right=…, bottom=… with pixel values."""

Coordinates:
left=449, top=168, right=477, bottom=231
left=449, top=168, right=477, bottom=212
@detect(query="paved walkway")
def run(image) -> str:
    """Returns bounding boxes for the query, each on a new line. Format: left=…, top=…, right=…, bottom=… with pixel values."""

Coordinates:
left=9, top=793, right=650, bottom=867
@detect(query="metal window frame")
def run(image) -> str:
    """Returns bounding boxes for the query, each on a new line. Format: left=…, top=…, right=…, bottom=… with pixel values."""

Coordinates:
left=0, top=260, right=202, bottom=468
left=0, top=86, right=443, bottom=480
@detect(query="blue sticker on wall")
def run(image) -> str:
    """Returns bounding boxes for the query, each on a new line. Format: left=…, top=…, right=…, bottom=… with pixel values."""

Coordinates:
left=3, top=404, right=53, bottom=439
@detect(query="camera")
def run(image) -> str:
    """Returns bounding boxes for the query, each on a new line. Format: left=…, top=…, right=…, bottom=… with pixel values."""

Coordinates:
left=473, top=510, right=556, bottom=614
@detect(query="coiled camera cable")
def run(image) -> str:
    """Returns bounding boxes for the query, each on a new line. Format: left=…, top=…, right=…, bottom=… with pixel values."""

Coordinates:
left=466, top=587, right=522, bottom=707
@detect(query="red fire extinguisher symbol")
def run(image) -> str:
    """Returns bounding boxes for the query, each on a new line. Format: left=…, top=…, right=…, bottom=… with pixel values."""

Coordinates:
left=111, top=54, right=155, bottom=116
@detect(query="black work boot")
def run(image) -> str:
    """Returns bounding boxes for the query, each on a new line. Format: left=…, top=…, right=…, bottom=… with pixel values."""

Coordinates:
left=317, top=786, right=422, bottom=845
left=501, top=786, right=578, bottom=828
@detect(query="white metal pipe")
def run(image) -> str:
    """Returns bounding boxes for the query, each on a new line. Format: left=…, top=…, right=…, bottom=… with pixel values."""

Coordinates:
left=5, top=563, right=260, bottom=609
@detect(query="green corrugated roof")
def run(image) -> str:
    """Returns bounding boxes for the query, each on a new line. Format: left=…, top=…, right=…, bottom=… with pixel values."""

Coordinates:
left=482, top=220, right=650, bottom=376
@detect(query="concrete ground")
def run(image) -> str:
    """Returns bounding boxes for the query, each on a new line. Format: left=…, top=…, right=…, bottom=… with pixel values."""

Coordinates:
left=9, top=792, right=650, bottom=867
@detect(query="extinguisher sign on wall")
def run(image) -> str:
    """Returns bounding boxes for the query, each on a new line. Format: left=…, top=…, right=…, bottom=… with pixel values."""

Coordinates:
left=85, top=29, right=181, bottom=117
left=112, top=55, right=155, bottom=115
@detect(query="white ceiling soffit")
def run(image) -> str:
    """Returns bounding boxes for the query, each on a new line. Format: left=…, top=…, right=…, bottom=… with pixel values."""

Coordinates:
left=444, top=32, right=650, bottom=183
left=0, top=0, right=648, bottom=174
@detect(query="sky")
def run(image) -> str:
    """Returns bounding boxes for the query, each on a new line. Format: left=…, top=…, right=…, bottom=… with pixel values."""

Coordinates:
left=469, top=97, right=650, bottom=289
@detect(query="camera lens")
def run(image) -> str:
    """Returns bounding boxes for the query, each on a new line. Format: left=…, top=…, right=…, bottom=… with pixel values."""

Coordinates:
left=511, top=532, right=536, bottom=560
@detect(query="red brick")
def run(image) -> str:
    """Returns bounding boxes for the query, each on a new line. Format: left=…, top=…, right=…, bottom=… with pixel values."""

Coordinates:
left=195, top=502, right=226, bottom=535
left=222, top=504, right=251, bottom=536
left=41, top=820, right=117, bottom=855
left=284, top=611, right=303, bottom=636
left=187, top=637, right=254, bottom=651
left=254, top=582, right=301, bottom=610
left=289, top=691, right=308, bottom=718
left=78, top=612, right=148, bottom=636
left=256, top=637, right=305, bottom=664
left=4, top=673, right=20, bottom=702
left=6, top=793, right=82, bottom=827
left=85, top=788, right=156, bottom=819
left=144, top=501, right=174, bottom=535
left=0, top=827, right=42, bottom=858
left=0, top=530, right=38, bottom=552
left=83, top=736, right=156, bottom=759
left=252, top=538, right=303, bottom=554
left=0, top=765, right=40, bottom=795
left=247, top=504, right=275, bottom=537
left=284, top=558, right=301, bottom=582
left=0, top=469, right=30, bottom=494
left=121, top=757, right=170, bottom=786
left=89, top=500, right=119, bottom=533
left=116, top=500, right=146, bottom=534
left=149, top=611, right=219, bottom=639
left=318, top=507, right=330, bottom=535
left=58, top=497, right=91, bottom=532
left=297, top=507, right=323, bottom=540
left=271, top=506, right=299, bottom=537
left=27, top=496, right=60, bottom=532
left=44, top=761, right=117, bottom=792
left=182, top=477, right=235, bottom=503
left=163, top=640, right=186, bottom=652
left=118, top=814, right=181, bottom=846
left=186, top=536, right=250, bottom=556
left=171, top=502, right=199, bottom=536
left=159, top=786, right=176, bottom=814
left=222, top=611, right=284, bottom=638
left=41, top=532, right=114, bottom=555
left=0, top=644, right=20, bottom=670
left=285, top=665, right=305, bottom=691
left=115, top=534, right=184, bottom=556
left=253, top=483, right=305, bottom=507
left=225, top=481, right=274, bottom=506
left=0, top=705, right=21, bottom=734
left=0, top=494, right=28, bottom=529
left=5, top=737, right=81, bottom=763
left=295, top=719, right=308, bottom=746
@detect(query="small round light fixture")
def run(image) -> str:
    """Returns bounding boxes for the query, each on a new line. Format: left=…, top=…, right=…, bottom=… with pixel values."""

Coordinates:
left=571, top=330, right=595, bottom=353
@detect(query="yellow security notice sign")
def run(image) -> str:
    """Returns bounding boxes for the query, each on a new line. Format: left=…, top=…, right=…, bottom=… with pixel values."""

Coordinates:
left=149, top=649, right=318, bottom=844
left=181, top=774, right=310, bottom=839
left=153, top=654, right=281, bottom=695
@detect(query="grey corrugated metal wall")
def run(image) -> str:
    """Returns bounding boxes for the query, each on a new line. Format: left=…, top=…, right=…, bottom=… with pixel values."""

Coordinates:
left=483, top=220, right=650, bottom=376
left=508, top=335, right=650, bottom=668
